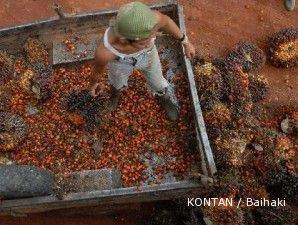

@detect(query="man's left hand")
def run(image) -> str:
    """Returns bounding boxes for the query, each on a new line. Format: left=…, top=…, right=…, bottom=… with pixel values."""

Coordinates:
left=183, top=42, right=196, bottom=59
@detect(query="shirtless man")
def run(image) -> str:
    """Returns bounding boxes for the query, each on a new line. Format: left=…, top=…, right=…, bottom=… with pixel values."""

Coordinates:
left=88, top=1, right=195, bottom=121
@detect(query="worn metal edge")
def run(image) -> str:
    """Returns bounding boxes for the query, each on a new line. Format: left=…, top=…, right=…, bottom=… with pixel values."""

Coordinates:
left=177, top=5, right=217, bottom=176
left=0, top=1, right=177, bottom=35
left=64, top=0, right=178, bottom=19
left=0, top=180, right=209, bottom=215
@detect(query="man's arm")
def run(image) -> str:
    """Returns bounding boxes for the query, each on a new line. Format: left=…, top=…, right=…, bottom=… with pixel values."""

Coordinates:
left=88, top=43, right=116, bottom=96
left=154, top=11, right=196, bottom=59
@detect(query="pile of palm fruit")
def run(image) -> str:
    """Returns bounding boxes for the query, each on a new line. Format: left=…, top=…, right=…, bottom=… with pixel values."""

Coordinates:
left=10, top=38, right=53, bottom=102
left=268, top=28, right=298, bottom=68
left=193, top=37, right=297, bottom=224
left=0, top=38, right=51, bottom=153
left=0, top=36, right=198, bottom=188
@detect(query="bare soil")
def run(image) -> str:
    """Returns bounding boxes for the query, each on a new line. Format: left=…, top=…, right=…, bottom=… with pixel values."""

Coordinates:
left=0, top=0, right=297, bottom=224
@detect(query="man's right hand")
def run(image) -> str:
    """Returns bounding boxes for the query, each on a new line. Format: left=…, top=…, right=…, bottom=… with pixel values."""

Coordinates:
left=88, top=36, right=117, bottom=97
left=88, top=83, right=99, bottom=97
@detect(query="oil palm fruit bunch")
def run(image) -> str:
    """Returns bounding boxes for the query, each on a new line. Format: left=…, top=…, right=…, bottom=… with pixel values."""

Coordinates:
left=65, top=90, right=103, bottom=129
left=273, top=134, right=294, bottom=163
left=0, top=112, right=28, bottom=151
left=225, top=41, right=266, bottom=73
left=19, top=69, right=35, bottom=92
left=216, top=171, right=267, bottom=213
left=252, top=127, right=296, bottom=182
left=252, top=131, right=277, bottom=169
left=0, top=50, right=13, bottom=85
left=24, top=38, right=48, bottom=66
left=31, top=76, right=53, bottom=102
left=260, top=131, right=292, bottom=165
left=222, top=63, right=250, bottom=103
left=193, top=59, right=223, bottom=111
left=204, top=102, right=232, bottom=138
left=215, top=169, right=241, bottom=197
left=222, top=64, right=252, bottom=118
left=264, top=163, right=298, bottom=203
left=18, top=66, right=53, bottom=101
left=214, top=129, right=251, bottom=169
left=0, top=132, right=16, bottom=152
left=203, top=203, right=244, bottom=225
left=231, top=92, right=253, bottom=119
left=13, top=54, right=29, bottom=80
left=31, top=66, right=53, bottom=101
left=248, top=73, right=269, bottom=103
left=0, top=87, right=13, bottom=111
left=238, top=170, right=269, bottom=200
left=268, top=28, right=298, bottom=68
left=255, top=206, right=296, bottom=225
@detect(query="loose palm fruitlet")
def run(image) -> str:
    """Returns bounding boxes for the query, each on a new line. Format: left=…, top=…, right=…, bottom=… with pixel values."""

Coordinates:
left=65, top=90, right=103, bottom=129
left=225, top=41, right=266, bottom=73
left=0, top=112, right=28, bottom=151
left=204, top=102, right=232, bottom=138
left=0, top=50, right=13, bottom=85
left=24, top=38, right=48, bottom=65
left=268, top=28, right=298, bottom=68
left=248, top=74, right=269, bottom=103
left=193, top=59, right=223, bottom=111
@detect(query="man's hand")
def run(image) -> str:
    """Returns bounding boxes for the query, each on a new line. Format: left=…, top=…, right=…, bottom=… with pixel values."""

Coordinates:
left=88, top=83, right=99, bottom=97
left=183, top=42, right=196, bottom=59
left=88, top=41, right=116, bottom=97
left=154, top=11, right=196, bottom=59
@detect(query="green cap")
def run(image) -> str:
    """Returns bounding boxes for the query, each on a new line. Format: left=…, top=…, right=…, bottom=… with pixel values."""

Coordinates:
left=111, top=2, right=157, bottom=40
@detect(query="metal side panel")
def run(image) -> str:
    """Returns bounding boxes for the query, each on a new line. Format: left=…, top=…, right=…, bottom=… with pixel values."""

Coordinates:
left=0, top=180, right=212, bottom=215
left=177, top=5, right=217, bottom=176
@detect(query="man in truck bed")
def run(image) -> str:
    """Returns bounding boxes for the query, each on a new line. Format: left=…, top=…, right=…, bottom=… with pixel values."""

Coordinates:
left=88, top=1, right=195, bottom=121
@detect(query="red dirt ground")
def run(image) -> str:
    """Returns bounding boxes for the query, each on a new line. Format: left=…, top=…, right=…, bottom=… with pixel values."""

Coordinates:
left=0, top=0, right=297, bottom=224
